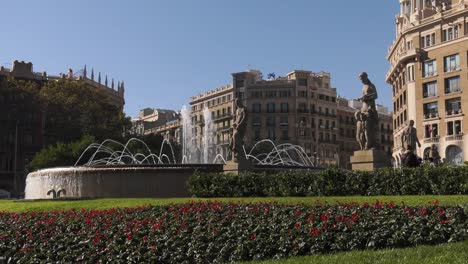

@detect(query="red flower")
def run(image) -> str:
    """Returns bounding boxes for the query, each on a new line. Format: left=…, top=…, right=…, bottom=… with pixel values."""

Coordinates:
left=93, top=235, right=102, bottom=244
left=293, top=210, right=301, bottom=216
left=143, top=236, right=148, bottom=241
left=440, top=217, right=452, bottom=224
left=421, top=208, right=427, bottom=216
left=320, top=214, right=329, bottom=221
left=294, top=222, right=301, bottom=229
left=250, top=234, right=256, bottom=240
left=437, top=208, right=446, bottom=216
left=309, top=228, right=321, bottom=236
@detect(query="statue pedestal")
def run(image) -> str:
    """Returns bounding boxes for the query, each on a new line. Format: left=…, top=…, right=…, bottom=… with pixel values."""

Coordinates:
left=223, top=160, right=253, bottom=175
left=350, top=149, right=389, bottom=171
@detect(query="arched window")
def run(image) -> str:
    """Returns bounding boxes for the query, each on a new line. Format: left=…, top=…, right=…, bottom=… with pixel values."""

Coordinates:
left=445, top=145, right=463, bottom=165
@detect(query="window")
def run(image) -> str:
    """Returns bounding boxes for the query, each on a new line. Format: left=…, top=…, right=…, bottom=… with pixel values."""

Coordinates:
left=252, top=116, right=261, bottom=127
left=298, top=103, right=307, bottom=113
left=421, top=33, right=435, bottom=48
left=267, top=103, right=275, bottom=113
left=267, top=129, right=276, bottom=140
left=280, top=103, right=289, bottom=113
left=280, top=116, right=288, bottom=126
left=298, top=90, right=307, bottom=97
left=266, top=116, right=275, bottom=127
left=444, top=54, right=460, bottom=72
left=423, top=102, right=438, bottom=118
left=424, top=124, right=438, bottom=138
left=251, top=91, right=262, bottom=98
left=252, top=103, right=261, bottom=113
left=298, top=78, right=307, bottom=86
left=236, top=79, right=244, bottom=88
left=445, top=97, right=461, bottom=115
left=442, top=25, right=460, bottom=42
left=423, top=60, right=437, bottom=77
left=445, top=76, right=460, bottom=94
left=281, top=130, right=289, bottom=140
left=279, top=90, right=290, bottom=97
left=423, top=81, right=437, bottom=98
left=407, top=65, right=414, bottom=81
left=447, top=120, right=462, bottom=136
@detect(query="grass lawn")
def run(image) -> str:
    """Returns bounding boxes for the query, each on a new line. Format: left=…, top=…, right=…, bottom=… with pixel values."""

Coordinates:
left=244, top=240, right=468, bottom=264
left=0, top=195, right=467, bottom=212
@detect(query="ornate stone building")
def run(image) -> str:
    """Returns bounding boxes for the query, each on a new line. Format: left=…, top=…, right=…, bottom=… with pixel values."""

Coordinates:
left=0, top=60, right=125, bottom=196
left=387, top=0, right=468, bottom=165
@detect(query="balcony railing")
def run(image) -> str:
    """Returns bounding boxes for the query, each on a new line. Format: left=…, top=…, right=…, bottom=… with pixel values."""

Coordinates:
left=445, top=88, right=461, bottom=94
left=423, top=136, right=439, bottom=144
left=446, top=134, right=464, bottom=141
left=213, top=113, right=232, bottom=121
left=423, top=113, right=439, bottom=120
left=446, top=110, right=463, bottom=117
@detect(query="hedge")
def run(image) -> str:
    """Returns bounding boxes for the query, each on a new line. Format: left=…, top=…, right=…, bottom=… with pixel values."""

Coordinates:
left=188, top=166, right=468, bottom=197
left=1, top=201, right=466, bottom=263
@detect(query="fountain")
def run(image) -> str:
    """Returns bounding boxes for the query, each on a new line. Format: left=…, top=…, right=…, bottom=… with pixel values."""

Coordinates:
left=24, top=105, right=320, bottom=199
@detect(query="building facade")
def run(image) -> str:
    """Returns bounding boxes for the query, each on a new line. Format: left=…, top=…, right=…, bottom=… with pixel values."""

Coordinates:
left=0, top=60, right=125, bottom=196
left=184, top=69, right=393, bottom=167
left=387, top=0, right=468, bottom=165
left=131, top=108, right=179, bottom=136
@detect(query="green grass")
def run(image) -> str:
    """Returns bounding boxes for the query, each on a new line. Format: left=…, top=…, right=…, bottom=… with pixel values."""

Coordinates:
left=243, top=240, right=468, bottom=264
left=0, top=195, right=467, bottom=213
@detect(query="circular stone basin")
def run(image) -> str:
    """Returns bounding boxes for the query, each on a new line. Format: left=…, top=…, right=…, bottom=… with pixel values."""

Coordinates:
left=24, top=164, right=222, bottom=200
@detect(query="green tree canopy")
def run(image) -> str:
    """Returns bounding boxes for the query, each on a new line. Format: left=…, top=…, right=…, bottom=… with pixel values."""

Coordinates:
left=40, top=80, right=131, bottom=144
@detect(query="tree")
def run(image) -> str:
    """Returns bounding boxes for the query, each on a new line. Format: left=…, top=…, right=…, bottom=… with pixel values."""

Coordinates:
left=40, top=80, right=131, bottom=144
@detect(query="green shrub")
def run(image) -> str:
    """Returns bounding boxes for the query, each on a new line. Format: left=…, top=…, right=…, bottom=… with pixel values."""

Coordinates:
left=188, top=166, right=468, bottom=197
left=28, top=135, right=95, bottom=171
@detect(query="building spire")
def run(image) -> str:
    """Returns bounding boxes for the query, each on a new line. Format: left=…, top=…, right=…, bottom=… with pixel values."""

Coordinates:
left=91, top=68, right=94, bottom=80
left=83, top=65, right=87, bottom=78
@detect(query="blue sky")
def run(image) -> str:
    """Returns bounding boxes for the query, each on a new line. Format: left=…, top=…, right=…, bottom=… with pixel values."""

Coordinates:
left=0, top=0, right=399, bottom=117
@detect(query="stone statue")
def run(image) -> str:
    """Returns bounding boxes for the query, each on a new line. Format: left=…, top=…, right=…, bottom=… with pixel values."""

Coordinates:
left=230, top=98, right=247, bottom=162
left=356, top=72, right=379, bottom=149
left=355, top=111, right=366, bottom=150
left=401, top=120, right=421, bottom=152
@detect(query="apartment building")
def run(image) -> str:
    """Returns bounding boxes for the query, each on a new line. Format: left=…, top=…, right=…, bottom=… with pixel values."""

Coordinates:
left=387, top=0, right=468, bottom=165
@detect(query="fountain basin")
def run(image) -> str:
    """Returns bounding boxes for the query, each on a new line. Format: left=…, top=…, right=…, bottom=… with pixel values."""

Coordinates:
left=24, top=164, right=223, bottom=200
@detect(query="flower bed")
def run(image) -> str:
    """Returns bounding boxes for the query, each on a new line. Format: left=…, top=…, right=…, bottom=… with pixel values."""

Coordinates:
left=1, top=201, right=466, bottom=263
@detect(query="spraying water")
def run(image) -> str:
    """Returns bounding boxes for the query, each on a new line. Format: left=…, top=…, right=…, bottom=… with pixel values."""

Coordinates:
left=202, top=107, right=214, bottom=163
left=181, top=106, right=196, bottom=163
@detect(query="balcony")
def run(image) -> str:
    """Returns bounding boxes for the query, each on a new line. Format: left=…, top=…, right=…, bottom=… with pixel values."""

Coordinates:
left=386, top=48, right=422, bottom=81
left=446, top=110, right=463, bottom=118
left=446, top=134, right=464, bottom=141
left=445, top=88, right=461, bottom=95
left=423, top=136, right=439, bottom=144
left=423, top=113, right=439, bottom=120
left=279, top=122, right=288, bottom=127
left=217, top=126, right=230, bottom=132
left=213, top=113, right=232, bottom=121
